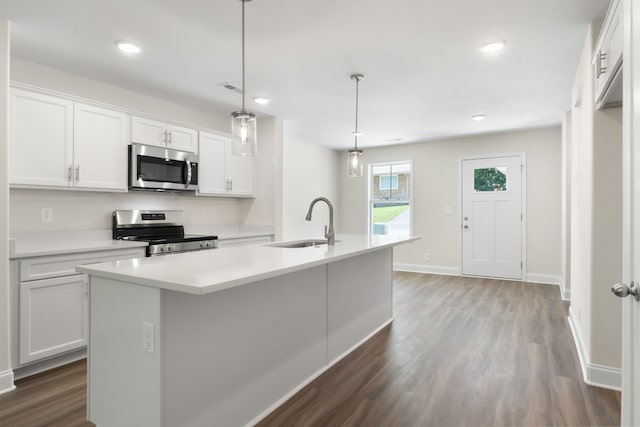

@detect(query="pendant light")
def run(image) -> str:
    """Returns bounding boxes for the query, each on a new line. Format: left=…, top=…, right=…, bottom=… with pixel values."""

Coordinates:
left=347, top=73, right=364, bottom=177
left=231, top=0, right=257, bottom=157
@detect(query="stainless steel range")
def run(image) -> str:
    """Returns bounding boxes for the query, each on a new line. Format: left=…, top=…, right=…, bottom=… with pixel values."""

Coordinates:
left=113, top=210, right=217, bottom=256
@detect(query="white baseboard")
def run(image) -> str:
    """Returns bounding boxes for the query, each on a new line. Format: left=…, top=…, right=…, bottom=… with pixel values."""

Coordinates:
left=0, top=370, right=15, bottom=395
left=393, top=263, right=458, bottom=276
left=558, top=278, right=571, bottom=301
left=568, top=308, right=621, bottom=391
left=526, top=273, right=561, bottom=285
left=14, top=348, right=86, bottom=380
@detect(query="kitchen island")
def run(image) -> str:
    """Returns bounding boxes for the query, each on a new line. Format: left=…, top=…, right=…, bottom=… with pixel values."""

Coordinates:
left=77, top=234, right=418, bottom=427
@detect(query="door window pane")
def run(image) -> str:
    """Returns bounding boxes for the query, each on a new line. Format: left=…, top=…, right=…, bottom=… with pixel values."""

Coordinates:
left=474, top=167, right=508, bottom=192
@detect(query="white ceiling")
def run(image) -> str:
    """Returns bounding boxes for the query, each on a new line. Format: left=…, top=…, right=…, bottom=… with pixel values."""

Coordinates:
left=0, top=0, right=609, bottom=150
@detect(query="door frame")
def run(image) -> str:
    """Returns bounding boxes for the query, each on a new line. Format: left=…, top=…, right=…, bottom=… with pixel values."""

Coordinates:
left=458, top=152, right=527, bottom=279
left=621, top=0, right=637, bottom=423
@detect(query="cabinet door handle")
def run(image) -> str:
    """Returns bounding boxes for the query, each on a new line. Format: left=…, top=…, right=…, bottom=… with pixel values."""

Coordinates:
left=229, top=180, right=233, bottom=191
left=166, top=131, right=172, bottom=144
left=67, top=166, right=73, bottom=181
left=75, top=165, right=80, bottom=181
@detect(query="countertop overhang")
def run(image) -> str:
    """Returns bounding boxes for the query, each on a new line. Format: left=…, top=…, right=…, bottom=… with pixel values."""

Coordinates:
left=77, top=234, right=420, bottom=295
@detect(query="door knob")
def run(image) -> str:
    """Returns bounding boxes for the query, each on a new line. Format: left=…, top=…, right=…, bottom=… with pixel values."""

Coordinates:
left=611, top=282, right=640, bottom=301
left=463, top=225, right=469, bottom=229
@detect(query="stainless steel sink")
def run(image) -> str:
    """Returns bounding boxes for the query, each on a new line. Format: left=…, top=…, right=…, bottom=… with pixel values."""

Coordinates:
left=266, top=239, right=330, bottom=248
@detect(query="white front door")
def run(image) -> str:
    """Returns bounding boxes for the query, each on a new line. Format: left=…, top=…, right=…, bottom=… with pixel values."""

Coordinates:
left=461, top=155, right=523, bottom=279
left=620, top=1, right=640, bottom=424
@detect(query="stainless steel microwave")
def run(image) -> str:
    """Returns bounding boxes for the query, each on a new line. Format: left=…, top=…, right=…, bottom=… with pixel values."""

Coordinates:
left=129, top=143, right=199, bottom=191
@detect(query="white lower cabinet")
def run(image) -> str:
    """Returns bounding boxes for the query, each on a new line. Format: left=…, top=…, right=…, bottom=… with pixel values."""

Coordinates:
left=198, top=131, right=255, bottom=197
left=12, top=247, right=146, bottom=368
left=19, top=274, right=88, bottom=364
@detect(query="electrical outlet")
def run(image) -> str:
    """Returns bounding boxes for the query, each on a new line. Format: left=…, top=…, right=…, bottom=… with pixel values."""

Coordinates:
left=40, top=208, right=53, bottom=223
left=143, top=322, right=155, bottom=354
left=424, top=253, right=431, bottom=262
left=443, top=206, right=453, bottom=215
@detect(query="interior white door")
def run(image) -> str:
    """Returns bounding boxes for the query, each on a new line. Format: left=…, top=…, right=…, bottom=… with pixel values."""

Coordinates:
left=620, top=1, right=640, bottom=424
left=461, top=155, right=523, bottom=279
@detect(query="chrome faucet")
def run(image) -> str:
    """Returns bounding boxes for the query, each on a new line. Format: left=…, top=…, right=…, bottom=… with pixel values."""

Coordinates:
left=305, top=197, right=335, bottom=245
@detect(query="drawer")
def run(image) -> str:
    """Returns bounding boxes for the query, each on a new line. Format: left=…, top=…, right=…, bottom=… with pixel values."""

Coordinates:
left=20, top=248, right=145, bottom=282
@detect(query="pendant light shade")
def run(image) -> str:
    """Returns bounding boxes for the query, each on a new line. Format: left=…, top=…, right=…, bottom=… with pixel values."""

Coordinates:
left=347, top=74, right=364, bottom=177
left=231, top=0, right=257, bottom=157
left=231, top=111, right=256, bottom=156
left=348, top=148, right=363, bottom=177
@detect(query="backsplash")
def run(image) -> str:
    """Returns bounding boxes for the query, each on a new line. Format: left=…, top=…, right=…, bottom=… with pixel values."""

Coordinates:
left=9, top=188, right=244, bottom=232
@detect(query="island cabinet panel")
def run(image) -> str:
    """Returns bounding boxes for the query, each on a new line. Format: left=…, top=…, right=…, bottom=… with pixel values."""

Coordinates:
left=327, top=248, right=393, bottom=362
left=88, top=279, right=162, bottom=427
left=86, top=245, right=398, bottom=426
left=163, top=266, right=328, bottom=427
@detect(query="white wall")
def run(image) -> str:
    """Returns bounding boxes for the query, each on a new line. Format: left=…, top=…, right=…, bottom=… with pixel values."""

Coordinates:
left=568, top=22, right=622, bottom=384
left=9, top=58, right=279, bottom=233
left=240, top=117, right=283, bottom=233
left=281, top=137, right=340, bottom=240
left=9, top=189, right=243, bottom=232
left=338, top=126, right=562, bottom=279
left=0, top=20, right=13, bottom=394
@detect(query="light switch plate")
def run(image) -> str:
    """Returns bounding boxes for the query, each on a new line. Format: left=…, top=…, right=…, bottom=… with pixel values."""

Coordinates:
left=443, top=206, right=453, bottom=215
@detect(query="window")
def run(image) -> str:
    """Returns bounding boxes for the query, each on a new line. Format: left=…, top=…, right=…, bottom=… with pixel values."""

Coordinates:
left=369, top=161, right=412, bottom=237
left=379, top=174, right=399, bottom=190
left=474, top=167, right=508, bottom=192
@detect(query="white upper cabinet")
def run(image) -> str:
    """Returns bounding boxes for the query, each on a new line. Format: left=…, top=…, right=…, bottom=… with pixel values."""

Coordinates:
left=9, top=87, right=128, bottom=191
left=131, top=115, right=198, bottom=153
left=593, top=0, right=622, bottom=109
left=198, top=131, right=255, bottom=198
left=227, top=146, right=256, bottom=197
left=74, top=103, right=128, bottom=190
left=10, top=89, right=74, bottom=187
left=198, top=131, right=228, bottom=194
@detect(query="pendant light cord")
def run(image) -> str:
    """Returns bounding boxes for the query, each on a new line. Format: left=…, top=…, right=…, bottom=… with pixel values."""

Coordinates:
left=241, top=0, right=246, bottom=112
left=354, top=76, right=359, bottom=150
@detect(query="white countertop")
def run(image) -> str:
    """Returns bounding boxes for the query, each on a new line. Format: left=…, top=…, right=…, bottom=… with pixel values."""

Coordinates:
left=77, top=234, right=420, bottom=296
left=9, top=225, right=275, bottom=259
left=9, top=230, right=148, bottom=259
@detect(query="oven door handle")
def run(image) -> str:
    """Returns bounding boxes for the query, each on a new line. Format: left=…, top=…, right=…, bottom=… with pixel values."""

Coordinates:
left=184, top=158, right=192, bottom=188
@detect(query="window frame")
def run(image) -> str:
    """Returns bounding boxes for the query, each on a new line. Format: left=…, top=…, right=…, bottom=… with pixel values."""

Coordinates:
left=367, top=160, right=414, bottom=237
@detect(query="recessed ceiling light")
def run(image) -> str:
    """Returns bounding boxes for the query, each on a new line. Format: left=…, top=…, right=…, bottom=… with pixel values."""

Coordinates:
left=253, top=97, right=269, bottom=105
left=479, top=39, right=506, bottom=54
left=115, top=41, right=142, bottom=54
left=471, top=114, right=486, bottom=121
left=385, top=138, right=403, bottom=143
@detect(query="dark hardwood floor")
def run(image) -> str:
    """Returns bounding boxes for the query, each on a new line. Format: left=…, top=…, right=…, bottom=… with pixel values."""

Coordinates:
left=0, top=359, right=93, bottom=427
left=0, top=273, right=621, bottom=426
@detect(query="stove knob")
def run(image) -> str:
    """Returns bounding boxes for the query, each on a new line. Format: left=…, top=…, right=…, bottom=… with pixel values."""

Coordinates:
left=168, top=244, right=176, bottom=252
left=200, top=241, right=206, bottom=249
left=205, top=241, right=212, bottom=248
left=159, top=246, right=166, bottom=253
